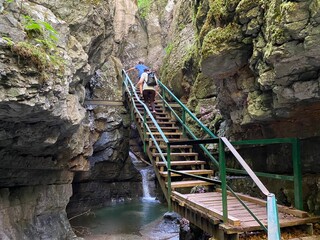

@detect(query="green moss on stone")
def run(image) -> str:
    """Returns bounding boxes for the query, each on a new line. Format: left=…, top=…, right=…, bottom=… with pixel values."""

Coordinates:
left=210, top=0, right=227, bottom=22
left=12, top=41, right=64, bottom=76
left=198, top=7, right=215, bottom=43
left=310, top=0, right=320, bottom=18
left=247, top=91, right=273, bottom=119
left=201, top=23, right=242, bottom=59
left=280, top=2, right=298, bottom=13
left=194, top=0, right=210, bottom=31
left=236, top=0, right=262, bottom=12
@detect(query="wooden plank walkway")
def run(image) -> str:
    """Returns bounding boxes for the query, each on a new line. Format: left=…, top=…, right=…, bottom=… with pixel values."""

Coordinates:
left=171, top=191, right=320, bottom=234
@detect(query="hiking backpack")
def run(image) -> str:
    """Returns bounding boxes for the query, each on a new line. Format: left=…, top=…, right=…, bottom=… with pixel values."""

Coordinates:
left=146, top=72, right=157, bottom=86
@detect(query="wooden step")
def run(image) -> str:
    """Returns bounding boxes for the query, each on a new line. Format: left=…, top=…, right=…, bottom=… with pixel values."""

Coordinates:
left=136, top=105, right=162, bottom=110
left=149, top=126, right=180, bottom=131
left=152, top=152, right=198, bottom=157
left=138, top=120, right=176, bottom=126
left=135, top=110, right=166, bottom=115
left=146, top=116, right=173, bottom=120
left=136, top=106, right=164, bottom=110
left=168, top=180, right=214, bottom=189
left=134, top=100, right=161, bottom=105
left=149, top=144, right=192, bottom=150
left=156, top=160, right=206, bottom=167
left=154, top=138, right=188, bottom=142
left=145, top=121, right=176, bottom=126
left=146, top=132, right=183, bottom=137
left=160, top=169, right=213, bottom=177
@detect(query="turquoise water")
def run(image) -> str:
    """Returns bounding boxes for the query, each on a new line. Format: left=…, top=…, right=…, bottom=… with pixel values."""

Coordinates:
left=70, top=200, right=167, bottom=235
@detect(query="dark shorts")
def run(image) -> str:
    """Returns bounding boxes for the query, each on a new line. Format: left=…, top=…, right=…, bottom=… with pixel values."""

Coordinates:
left=143, top=89, right=155, bottom=103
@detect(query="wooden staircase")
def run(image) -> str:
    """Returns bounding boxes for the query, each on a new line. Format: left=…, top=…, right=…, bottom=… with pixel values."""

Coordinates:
left=133, top=96, right=215, bottom=196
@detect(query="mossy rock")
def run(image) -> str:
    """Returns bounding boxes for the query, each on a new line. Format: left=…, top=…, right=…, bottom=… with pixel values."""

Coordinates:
left=194, top=0, right=210, bottom=32
left=201, top=23, right=243, bottom=59
left=198, top=0, right=240, bottom=43
left=247, top=91, right=273, bottom=120
left=201, top=23, right=251, bottom=77
left=193, top=72, right=217, bottom=99
left=236, top=0, right=263, bottom=14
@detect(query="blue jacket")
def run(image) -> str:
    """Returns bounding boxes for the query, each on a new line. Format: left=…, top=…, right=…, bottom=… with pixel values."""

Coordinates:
left=135, top=64, right=149, bottom=78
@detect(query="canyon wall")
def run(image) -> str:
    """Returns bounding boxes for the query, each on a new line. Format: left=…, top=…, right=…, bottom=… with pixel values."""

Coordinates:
left=160, top=0, right=320, bottom=213
left=0, top=0, right=145, bottom=238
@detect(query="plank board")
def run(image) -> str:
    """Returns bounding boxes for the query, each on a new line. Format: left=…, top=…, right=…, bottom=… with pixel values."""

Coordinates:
left=171, top=191, right=320, bottom=233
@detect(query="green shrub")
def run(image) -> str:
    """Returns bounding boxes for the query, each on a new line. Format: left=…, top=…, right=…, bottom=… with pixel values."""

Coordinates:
left=138, top=0, right=152, bottom=19
left=23, top=15, right=58, bottom=50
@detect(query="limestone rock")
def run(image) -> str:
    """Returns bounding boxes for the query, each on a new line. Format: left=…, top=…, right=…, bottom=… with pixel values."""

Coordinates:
left=0, top=185, right=76, bottom=239
left=159, top=0, right=195, bottom=99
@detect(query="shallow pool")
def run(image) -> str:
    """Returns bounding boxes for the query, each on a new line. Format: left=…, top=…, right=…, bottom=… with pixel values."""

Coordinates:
left=70, top=199, right=167, bottom=235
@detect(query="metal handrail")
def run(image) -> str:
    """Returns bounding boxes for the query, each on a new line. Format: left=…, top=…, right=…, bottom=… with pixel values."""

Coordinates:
left=229, top=138, right=302, bottom=210
left=222, top=137, right=270, bottom=195
left=169, top=168, right=268, bottom=232
left=157, top=79, right=301, bottom=210
left=157, top=80, right=220, bottom=168
left=168, top=138, right=269, bottom=232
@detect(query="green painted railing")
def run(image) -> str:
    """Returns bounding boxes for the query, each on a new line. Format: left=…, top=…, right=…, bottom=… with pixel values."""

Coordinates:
left=156, top=79, right=282, bottom=237
left=230, top=138, right=303, bottom=210
left=157, top=79, right=302, bottom=210
left=167, top=138, right=272, bottom=234
left=157, top=80, right=220, bottom=168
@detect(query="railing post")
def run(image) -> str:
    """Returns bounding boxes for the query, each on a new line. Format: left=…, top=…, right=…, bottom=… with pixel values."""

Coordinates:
left=130, top=104, right=134, bottom=122
left=219, top=138, right=228, bottom=223
left=143, top=109, right=147, bottom=153
left=162, top=87, right=166, bottom=109
left=182, top=109, right=186, bottom=136
left=167, top=143, right=172, bottom=211
left=292, top=138, right=303, bottom=210
left=267, top=193, right=281, bottom=240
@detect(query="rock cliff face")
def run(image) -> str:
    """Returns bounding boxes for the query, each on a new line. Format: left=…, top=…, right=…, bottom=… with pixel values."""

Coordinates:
left=0, top=0, right=143, bottom=238
left=0, top=0, right=90, bottom=238
left=160, top=0, right=320, bottom=213
left=2, top=0, right=320, bottom=238
left=121, top=0, right=173, bottom=73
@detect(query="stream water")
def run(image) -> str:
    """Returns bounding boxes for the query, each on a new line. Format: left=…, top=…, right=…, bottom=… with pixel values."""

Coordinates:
left=70, top=199, right=167, bottom=236
left=70, top=153, right=179, bottom=239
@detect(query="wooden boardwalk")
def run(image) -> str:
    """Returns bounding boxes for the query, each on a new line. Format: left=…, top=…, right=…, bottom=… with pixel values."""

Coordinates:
left=171, top=191, right=320, bottom=236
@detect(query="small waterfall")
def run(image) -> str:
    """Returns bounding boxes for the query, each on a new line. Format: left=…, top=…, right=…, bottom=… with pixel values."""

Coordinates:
left=141, top=169, right=153, bottom=200
left=129, top=151, right=157, bottom=202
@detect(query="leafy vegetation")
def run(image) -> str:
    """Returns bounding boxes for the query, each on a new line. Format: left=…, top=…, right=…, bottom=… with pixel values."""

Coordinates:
left=137, top=0, right=152, bottom=19
left=1, top=0, right=64, bottom=79
left=2, top=2, right=65, bottom=80
left=164, top=42, right=173, bottom=55
left=11, top=41, right=64, bottom=80
left=23, top=15, right=58, bottom=51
